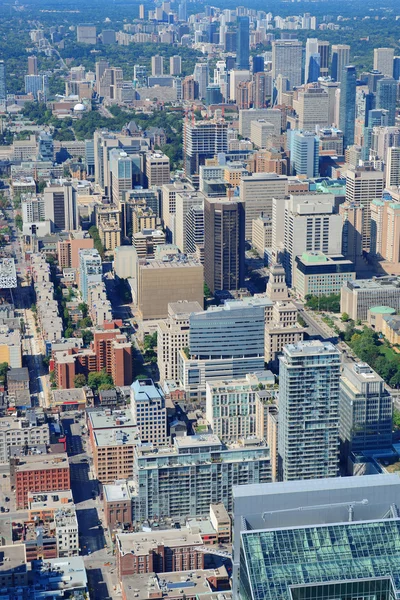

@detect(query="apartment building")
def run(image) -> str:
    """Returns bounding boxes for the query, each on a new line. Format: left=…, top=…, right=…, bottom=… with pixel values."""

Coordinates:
left=0, top=413, right=49, bottom=464
left=130, top=379, right=167, bottom=447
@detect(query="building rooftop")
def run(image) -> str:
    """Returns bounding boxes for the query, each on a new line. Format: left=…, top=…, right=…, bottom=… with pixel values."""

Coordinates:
left=94, top=426, right=140, bottom=448
left=0, top=544, right=26, bottom=575
left=103, top=482, right=130, bottom=503
left=138, top=255, right=202, bottom=269
left=88, top=408, right=134, bottom=430
left=31, top=556, right=88, bottom=592
left=369, top=305, right=397, bottom=314
left=51, top=388, right=86, bottom=405
left=130, top=379, right=164, bottom=402
left=283, top=340, right=339, bottom=357
left=117, top=528, right=204, bottom=556
left=14, top=452, right=69, bottom=473
left=174, top=433, right=222, bottom=450
left=168, top=300, right=203, bottom=316
left=28, top=490, right=74, bottom=512
left=346, top=276, right=400, bottom=291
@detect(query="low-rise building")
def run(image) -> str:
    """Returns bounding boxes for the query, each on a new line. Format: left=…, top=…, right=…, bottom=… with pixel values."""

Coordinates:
left=116, top=528, right=205, bottom=578
left=103, top=482, right=133, bottom=528
left=7, top=367, right=29, bottom=396
left=28, top=490, right=75, bottom=520
left=341, top=275, right=400, bottom=321
left=0, top=412, right=49, bottom=464
left=0, top=544, right=28, bottom=589
left=294, top=251, right=356, bottom=299
left=93, top=426, right=140, bottom=484
left=12, top=452, right=70, bottom=509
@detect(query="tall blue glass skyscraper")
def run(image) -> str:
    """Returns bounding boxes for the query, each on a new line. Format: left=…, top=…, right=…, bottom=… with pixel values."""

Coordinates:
left=236, top=16, right=249, bottom=70
left=0, top=60, right=6, bottom=102
left=339, top=65, right=357, bottom=148
left=377, top=76, right=397, bottom=126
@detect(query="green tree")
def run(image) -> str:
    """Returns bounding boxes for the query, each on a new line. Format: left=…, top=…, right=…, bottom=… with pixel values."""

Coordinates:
left=88, top=370, right=113, bottom=391
left=74, top=373, right=87, bottom=388
left=81, top=329, right=94, bottom=346
left=394, top=408, right=400, bottom=429
left=98, top=383, right=115, bottom=391
left=0, top=362, right=8, bottom=379
left=78, top=303, right=88, bottom=318
left=341, top=312, right=350, bottom=322
left=79, top=316, right=92, bottom=329
left=15, top=214, right=23, bottom=231
left=204, top=282, right=211, bottom=298
left=65, top=327, right=74, bottom=338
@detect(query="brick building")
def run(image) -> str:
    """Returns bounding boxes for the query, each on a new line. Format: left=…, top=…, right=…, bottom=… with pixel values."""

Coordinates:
left=57, top=235, right=94, bottom=269
left=11, top=452, right=70, bottom=509
left=103, top=482, right=133, bottom=528
left=116, top=529, right=205, bottom=579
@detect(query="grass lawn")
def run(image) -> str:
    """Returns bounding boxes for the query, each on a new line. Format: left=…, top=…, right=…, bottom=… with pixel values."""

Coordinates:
left=379, top=344, right=399, bottom=362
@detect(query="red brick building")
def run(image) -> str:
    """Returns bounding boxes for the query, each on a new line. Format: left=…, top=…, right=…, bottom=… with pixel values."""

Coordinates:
left=11, top=453, right=70, bottom=509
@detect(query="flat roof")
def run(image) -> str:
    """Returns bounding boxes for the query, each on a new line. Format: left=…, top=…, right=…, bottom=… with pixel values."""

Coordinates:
left=0, top=544, right=26, bottom=573
left=28, top=490, right=74, bottom=511
left=117, top=528, right=204, bottom=556
left=104, top=482, right=130, bottom=503
left=88, top=409, right=135, bottom=430
left=94, top=426, right=140, bottom=448
left=15, top=453, right=69, bottom=473
left=174, top=434, right=222, bottom=449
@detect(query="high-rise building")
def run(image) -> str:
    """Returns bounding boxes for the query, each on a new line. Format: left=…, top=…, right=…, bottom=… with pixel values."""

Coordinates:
left=204, top=197, right=245, bottom=294
left=183, top=119, right=228, bottom=187
left=331, top=44, right=350, bottom=82
left=95, top=60, right=109, bottom=93
left=76, top=24, right=97, bottom=44
left=139, top=4, right=145, bottom=19
left=271, top=40, right=303, bottom=89
left=236, top=16, right=249, bottom=70
left=367, top=69, right=384, bottom=93
left=109, top=149, right=134, bottom=205
left=339, top=201, right=364, bottom=265
left=376, top=76, right=397, bottom=126
left=178, top=0, right=187, bottom=21
left=157, top=300, right=202, bottom=384
left=374, top=47, right=395, bottom=77
left=193, top=63, right=209, bottom=99
left=169, top=55, right=181, bottom=76
left=28, top=55, right=38, bottom=76
left=130, top=379, right=167, bottom=447
left=278, top=340, right=341, bottom=481
left=273, top=194, right=342, bottom=285
left=79, top=249, right=102, bottom=302
left=345, top=166, right=385, bottom=249
left=239, top=108, right=281, bottom=139
left=340, top=361, right=392, bottom=461
left=339, top=65, right=357, bottom=148
left=239, top=173, right=288, bottom=238
left=289, top=130, right=319, bottom=178
left=292, top=87, right=329, bottom=131
left=252, top=55, right=264, bottom=74
left=386, top=146, right=400, bottom=187
left=145, top=152, right=170, bottom=187
left=394, top=56, right=400, bottom=80
left=305, top=38, right=319, bottom=83
left=0, top=60, right=6, bottom=102
left=318, top=77, right=339, bottom=126
left=24, top=74, right=48, bottom=100
left=151, top=55, right=164, bottom=76
left=43, top=184, right=78, bottom=232
left=252, top=72, right=269, bottom=108
left=318, top=40, right=330, bottom=77
left=233, top=474, right=400, bottom=600
left=174, top=190, right=204, bottom=253
left=370, top=198, right=400, bottom=264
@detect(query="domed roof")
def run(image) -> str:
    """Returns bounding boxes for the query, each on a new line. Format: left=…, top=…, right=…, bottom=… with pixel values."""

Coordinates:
left=73, top=103, right=86, bottom=112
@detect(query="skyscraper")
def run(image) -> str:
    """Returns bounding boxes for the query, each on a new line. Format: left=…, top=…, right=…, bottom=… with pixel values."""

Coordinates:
left=151, top=55, right=163, bottom=76
left=289, top=131, right=320, bottom=178
left=169, top=55, right=182, bottom=76
left=318, top=40, right=330, bottom=76
left=204, top=197, right=245, bottom=294
left=24, top=74, right=48, bottom=100
left=193, top=63, right=209, bottom=99
left=271, top=40, right=303, bottom=89
left=339, top=65, right=357, bottom=148
left=278, top=340, right=341, bottom=481
left=340, top=362, right=392, bottom=461
left=374, top=47, right=395, bottom=77
left=43, top=184, right=78, bottom=232
left=28, top=55, right=38, bottom=76
left=178, top=0, right=187, bottom=22
left=79, top=248, right=102, bottom=302
left=305, top=38, right=319, bottom=83
left=331, top=44, right=350, bottom=82
left=0, top=60, right=6, bottom=102
left=376, top=76, right=397, bottom=126
left=236, top=16, right=249, bottom=70
left=183, top=119, right=228, bottom=187
left=252, top=55, right=264, bottom=74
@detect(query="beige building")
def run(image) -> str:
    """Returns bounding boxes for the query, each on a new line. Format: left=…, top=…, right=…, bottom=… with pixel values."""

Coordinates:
left=291, top=86, right=329, bottom=131
left=136, top=252, right=204, bottom=320
left=93, top=426, right=140, bottom=484
left=250, top=120, right=276, bottom=149
left=146, top=152, right=170, bottom=187
left=157, top=300, right=203, bottom=384
left=371, top=199, right=400, bottom=264
left=161, top=181, right=195, bottom=232
left=266, top=262, right=289, bottom=302
left=132, top=205, right=158, bottom=234
left=345, top=167, right=385, bottom=250
left=98, top=219, right=121, bottom=251
left=386, top=146, right=400, bottom=188
left=223, top=163, right=248, bottom=186
left=132, top=228, right=166, bottom=258
left=114, top=245, right=138, bottom=279
left=341, top=276, right=400, bottom=321
left=239, top=173, right=288, bottom=238
left=294, top=251, right=356, bottom=300
left=373, top=47, right=395, bottom=77
left=264, top=301, right=306, bottom=364
left=252, top=214, right=272, bottom=256
left=339, top=201, right=364, bottom=265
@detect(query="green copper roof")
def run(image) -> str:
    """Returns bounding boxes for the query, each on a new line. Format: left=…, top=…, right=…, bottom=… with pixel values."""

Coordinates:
left=369, top=306, right=396, bottom=314
left=301, top=252, right=328, bottom=263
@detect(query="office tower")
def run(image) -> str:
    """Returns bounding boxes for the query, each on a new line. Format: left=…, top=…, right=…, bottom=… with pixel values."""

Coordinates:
left=193, top=63, right=209, bottom=99
left=182, top=75, right=198, bottom=100
left=376, top=76, right=397, bottom=126
left=24, top=74, right=47, bottom=100
left=331, top=44, right=350, bottom=81
left=109, top=149, right=134, bottom=204
left=139, top=4, right=145, bottom=19
left=364, top=92, right=376, bottom=125
left=239, top=108, right=281, bottom=139
left=367, top=69, right=383, bottom=93
left=274, top=73, right=290, bottom=106
left=145, top=152, right=170, bottom=187
left=345, top=166, right=385, bottom=249
left=233, top=475, right=400, bottom=600
left=374, top=47, right=395, bottom=77
left=157, top=300, right=202, bottom=384
left=370, top=124, right=400, bottom=161
left=394, top=56, right=400, bottom=80
left=185, top=204, right=204, bottom=254
left=151, top=55, right=163, bottom=76
left=0, top=60, right=5, bottom=101
left=101, top=29, right=116, bottom=44
left=98, top=66, right=123, bottom=100
left=239, top=173, right=288, bottom=238
left=273, top=194, right=342, bottom=285
left=339, top=65, right=357, bottom=148
left=386, top=146, right=400, bottom=187
left=95, top=60, right=109, bottom=93
left=289, top=131, right=319, bottom=178
left=169, top=55, right=181, bottom=76
left=43, top=184, right=78, bottom=232
left=133, top=64, right=147, bottom=86
left=204, top=197, right=245, bottom=293
left=183, top=119, right=228, bottom=187
left=229, top=69, right=251, bottom=102
left=174, top=190, right=204, bottom=253
left=340, top=362, right=392, bottom=461
left=28, top=55, right=38, bottom=76
left=178, top=0, right=187, bottom=21
left=339, top=201, right=364, bottom=265
left=252, top=55, right=264, bottom=74
left=292, top=87, right=329, bottom=130
left=76, top=24, right=97, bottom=44
left=370, top=198, right=400, bottom=263
left=278, top=340, right=340, bottom=481
left=362, top=108, right=389, bottom=160
left=79, top=249, right=102, bottom=302
left=253, top=72, right=269, bottom=108
left=318, top=40, right=330, bottom=76
left=271, top=40, right=303, bottom=89
left=236, top=16, right=249, bottom=70
left=224, top=30, right=237, bottom=52
left=37, top=131, right=53, bottom=162
left=305, top=38, right=319, bottom=83
left=205, top=84, right=223, bottom=105
left=130, top=379, right=167, bottom=447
